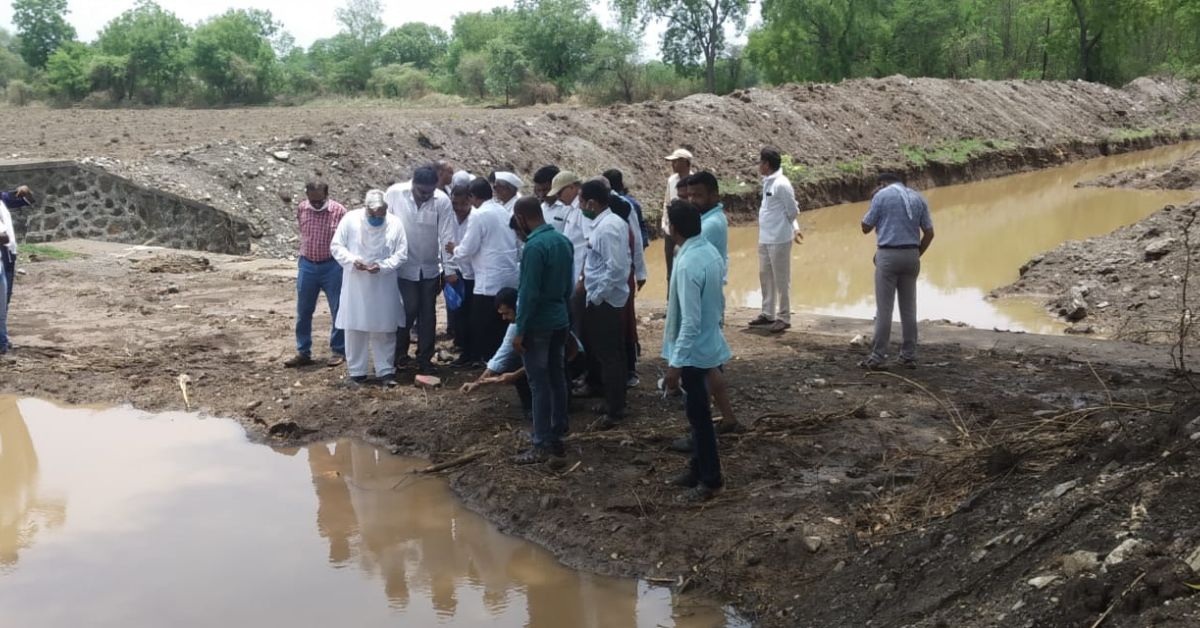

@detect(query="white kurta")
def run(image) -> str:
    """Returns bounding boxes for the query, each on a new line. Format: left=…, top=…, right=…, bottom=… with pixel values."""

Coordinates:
left=331, top=210, right=409, bottom=333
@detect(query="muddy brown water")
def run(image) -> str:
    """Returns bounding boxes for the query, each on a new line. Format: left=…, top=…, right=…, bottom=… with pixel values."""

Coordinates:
left=641, top=142, right=1200, bottom=334
left=0, top=397, right=745, bottom=628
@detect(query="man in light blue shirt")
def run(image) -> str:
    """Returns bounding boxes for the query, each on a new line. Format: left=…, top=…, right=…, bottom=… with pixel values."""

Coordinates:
left=662, top=200, right=731, bottom=502
left=579, top=178, right=631, bottom=427
left=861, top=173, right=935, bottom=369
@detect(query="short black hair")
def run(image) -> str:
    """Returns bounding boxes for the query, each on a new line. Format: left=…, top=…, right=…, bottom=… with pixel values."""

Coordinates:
left=449, top=183, right=470, bottom=198
left=468, top=177, right=493, bottom=201
left=495, top=287, right=518, bottom=310
left=514, top=196, right=543, bottom=220
left=675, top=176, right=689, bottom=190
left=878, top=172, right=904, bottom=185
left=602, top=169, right=627, bottom=194
left=760, top=147, right=782, bottom=171
left=667, top=200, right=701, bottom=239
left=412, top=166, right=439, bottom=186
left=533, top=165, right=560, bottom=185
left=687, top=171, right=719, bottom=194
left=580, top=178, right=610, bottom=205
left=305, top=180, right=329, bottom=193
left=609, top=191, right=632, bottom=220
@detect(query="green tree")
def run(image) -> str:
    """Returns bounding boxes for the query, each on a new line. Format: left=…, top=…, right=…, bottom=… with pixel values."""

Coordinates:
left=485, top=40, right=529, bottom=105
left=377, top=23, right=449, bottom=71
left=0, top=29, right=33, bottom=88
left=747, top=0, right=886, bottom=84
left=368, top=63, right=431, bottom=99
left=44, top=40, right=92, bottom=99
left=613, top=0, right=750, bottom=93
left=445, top=8, right=518, bottom=95
left=329, top=0, right=385, bottom=91
left=514, top=0, right=603, bottom=92
left=12, top=0, right=76, bottom=69
left=190, top=9, right=279, bottom=103
left=585, top=30, right=642, bottom=103
left=97, top=1, right=190, bottom=104
left=456, top=51, right=490, bottom=99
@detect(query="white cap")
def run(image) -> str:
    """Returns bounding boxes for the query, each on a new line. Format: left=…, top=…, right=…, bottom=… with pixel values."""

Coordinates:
left=364, top=189, right=387, bottom=211
left=664, top=148, right=694, bottom=162
left=450, top=170, right=473, bottom=187
left=494, top=171, right=523, bottom=190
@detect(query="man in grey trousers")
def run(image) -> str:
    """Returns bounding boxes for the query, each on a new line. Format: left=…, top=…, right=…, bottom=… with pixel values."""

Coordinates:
left=860, top=173, right=935, bottom=369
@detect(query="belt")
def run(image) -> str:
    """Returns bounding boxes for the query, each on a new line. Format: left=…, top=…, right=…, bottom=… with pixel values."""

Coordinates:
left=878, top=245, right=919, bottom=250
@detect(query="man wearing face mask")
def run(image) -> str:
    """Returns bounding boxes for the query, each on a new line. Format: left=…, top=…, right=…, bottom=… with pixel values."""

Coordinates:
left=285, top=180, right=348, bottom=369
left=330, top=190, right=409, bottom=387
left=578, top=178, right=631, bottom=428
left=386, top=166, right=457, bottom=375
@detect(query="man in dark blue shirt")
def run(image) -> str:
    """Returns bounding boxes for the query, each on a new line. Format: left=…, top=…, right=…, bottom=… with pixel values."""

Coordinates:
left=1, top=186, right=34, bottom=307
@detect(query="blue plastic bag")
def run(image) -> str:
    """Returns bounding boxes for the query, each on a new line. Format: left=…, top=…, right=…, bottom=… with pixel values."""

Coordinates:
left=443, top=279, right=464, bottom=311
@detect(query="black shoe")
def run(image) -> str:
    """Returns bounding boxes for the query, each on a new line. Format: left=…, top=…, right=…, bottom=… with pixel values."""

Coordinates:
left=513, top=447, right=551, bottom=465
left=284, top=353, right=314, bottom=368
left=548, top=441, right=566, bottom=458
left=715, top=418, right=747, bottom=435
left=379, top=375, right=398, bottom=388
left=450, top=356, right=475, bottom=368
left=596, top=414, right=623, bottom=431
left=898, top=357, right=918, bottom=370
left=417, top=363, right=438, bottom=376
left=666, top=470, right=699, bottom=488
left=341, top=375, right=368, bottom=389
left=668, top=435, right=694, bottom=453
left=675, top=483, right=721, bottom=503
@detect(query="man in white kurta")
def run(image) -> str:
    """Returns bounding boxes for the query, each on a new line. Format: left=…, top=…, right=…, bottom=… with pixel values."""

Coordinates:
left=331, top=190, right=409, bottom=385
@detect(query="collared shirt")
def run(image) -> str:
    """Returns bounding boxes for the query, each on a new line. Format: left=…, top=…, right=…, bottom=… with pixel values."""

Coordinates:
left=297, top=199, right=347, bottom=262
left=488, top=323, right=522, bottom=373
left=0, top=201, right=15, bottom=258
left=561, top=198, right=591, bottom=283
left=700, top=204, right=729, bottom=283
left=583, top=209, right=631, bottom=308
left=502, top=195, right=520, bottom=216
left=661, top=171, right=693, bottom=235
left=542, top=200, right=572, bottom=233
left=385, top=181, right=457, bottom=281
left=515, top=224, right=574, bottom=335
left=759, top=170, right=800, bottom=245
left=449, top=199, right=519, bottom=296
left=662, top=236, right=731, bottom=369
left=863, top=184, right=933, bottom=247
left=447, top=211, right=474, bottom=280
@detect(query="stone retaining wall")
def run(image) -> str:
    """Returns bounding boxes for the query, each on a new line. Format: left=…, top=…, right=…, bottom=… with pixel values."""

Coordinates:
left=0, top=160, right=253, bottom=254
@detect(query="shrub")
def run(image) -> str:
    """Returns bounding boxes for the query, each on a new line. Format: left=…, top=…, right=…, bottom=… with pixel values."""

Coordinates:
left=367, top=63, right=431, bottom=100
left=6, top=79, right=35, bottom=106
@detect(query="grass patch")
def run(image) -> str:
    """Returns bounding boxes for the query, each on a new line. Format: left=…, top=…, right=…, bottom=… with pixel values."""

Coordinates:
left=22, top=243, right=80, bottom=261
left=901, top=138, right=1017, bottom=167
left=718, top=178, right=755, bottom=195
left=1108, top=128, right=1156, bottom=142
left=835, top=157, right=866, bottom=175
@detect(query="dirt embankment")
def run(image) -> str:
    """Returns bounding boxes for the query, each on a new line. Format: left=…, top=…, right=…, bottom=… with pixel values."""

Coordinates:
left=1, top=76, right=1198, bottom=257
left=999, top=196, right=1200, bottom=343
left=3, top=242, right=1200, bottom=627
left=1083, top=150, right=1200, bottom=191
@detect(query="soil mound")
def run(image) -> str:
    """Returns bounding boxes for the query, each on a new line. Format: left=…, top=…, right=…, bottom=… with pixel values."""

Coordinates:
left=998, top=200, right=1200, bottom=342
left=1082, top=150, right=1200, bottom=191
left=2, top=76, right=1198, bottom=257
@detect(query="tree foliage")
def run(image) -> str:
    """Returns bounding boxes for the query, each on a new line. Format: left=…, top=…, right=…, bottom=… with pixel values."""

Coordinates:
left=190, top=10, right=279, bottom=103
left=613, top=0, right=750, bottom=92
left=97, top=1, right=190, bottom=104
left=11, top=0, right=76, bottom=69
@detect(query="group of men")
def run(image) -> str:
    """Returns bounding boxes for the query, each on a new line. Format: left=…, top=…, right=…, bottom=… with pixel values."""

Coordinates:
left=286, top=147, right=934, bottom=502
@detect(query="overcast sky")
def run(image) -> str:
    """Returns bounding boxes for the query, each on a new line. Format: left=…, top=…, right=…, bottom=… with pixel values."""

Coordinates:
left=0, top=0, right=677, bottom=52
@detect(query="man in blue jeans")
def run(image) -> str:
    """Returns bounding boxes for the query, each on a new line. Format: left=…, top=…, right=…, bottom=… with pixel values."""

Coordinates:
left=510, top=197, right=575, bottom=464
left=661, top=200, right=732, bottom=502
left=285, top=181, right=347, bottom=368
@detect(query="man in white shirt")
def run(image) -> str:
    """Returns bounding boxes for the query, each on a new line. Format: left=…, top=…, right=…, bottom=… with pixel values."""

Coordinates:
left=329, top=190, right=409, bottom=387
left=749, top=147, right=802, bottom=334
left=493, top=171, right=523, bottom=215
left=447, top=177, right=520, bottom=363
left=579, top=179, right=631, bottom=427
left=385, top=166, right=456, bottom=374
left=444, top=183, right=476, bottom=364
left=662, top=149, right=694, bottom=284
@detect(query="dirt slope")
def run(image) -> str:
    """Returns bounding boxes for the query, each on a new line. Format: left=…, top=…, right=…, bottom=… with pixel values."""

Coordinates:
left=999, top=199, right=1200, bottom=343
left=1, top=76, right=1197, bottom=257
left=1084, top=150, right=1200, bottom=190
left=3, top=242, right=1200, bottom=626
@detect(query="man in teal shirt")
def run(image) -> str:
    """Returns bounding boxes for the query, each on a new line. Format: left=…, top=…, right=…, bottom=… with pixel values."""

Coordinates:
left=662, top=200, right=732, bottom=502
left=511, top=197, right=575, bottom=464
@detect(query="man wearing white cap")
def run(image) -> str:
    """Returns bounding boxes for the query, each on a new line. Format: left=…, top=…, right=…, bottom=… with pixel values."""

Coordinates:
left=493, top=171, right=523, bottom=215
left=330, top=190, right=409, bottom=387
left=662, top=149, right=694, bottom=283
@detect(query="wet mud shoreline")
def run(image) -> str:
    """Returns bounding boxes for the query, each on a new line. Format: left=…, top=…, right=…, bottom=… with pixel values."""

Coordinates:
left=3, top=241, right=1200, bottom=626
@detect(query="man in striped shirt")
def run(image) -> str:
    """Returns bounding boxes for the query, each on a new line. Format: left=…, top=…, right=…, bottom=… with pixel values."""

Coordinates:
left=285, top=181, right=348, bottom=368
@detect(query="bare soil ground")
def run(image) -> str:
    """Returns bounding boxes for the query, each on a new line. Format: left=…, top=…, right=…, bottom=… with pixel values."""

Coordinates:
left=1001, top=199, right=1200, bottom=343
left=2, top=76, right=1198, bottom=257
left=4, top=241, right=1200, bottom=627
left=1083, top=150, right=1200, bottom=191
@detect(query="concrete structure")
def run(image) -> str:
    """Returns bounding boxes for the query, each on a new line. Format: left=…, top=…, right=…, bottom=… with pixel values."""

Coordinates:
left=0, top=160, right=253, bottom=254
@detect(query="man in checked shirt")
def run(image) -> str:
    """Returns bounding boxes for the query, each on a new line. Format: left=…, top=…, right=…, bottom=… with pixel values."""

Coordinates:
left=285, top=180, right=348, bottom=368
